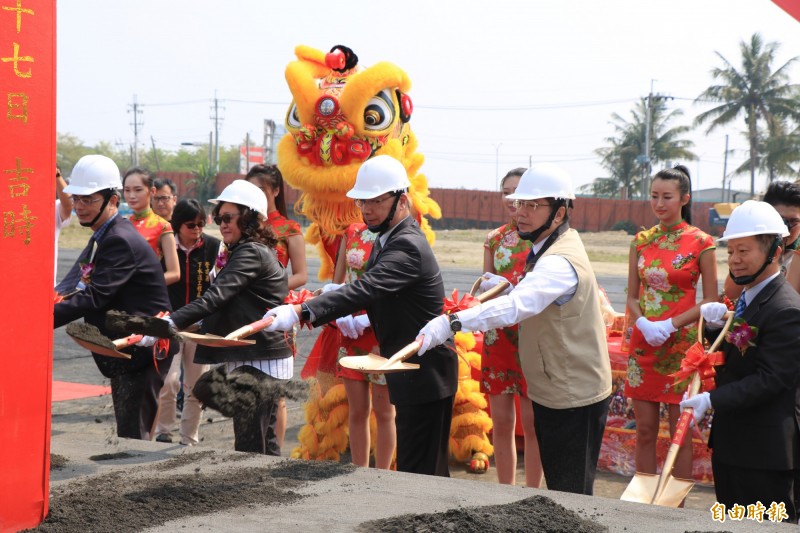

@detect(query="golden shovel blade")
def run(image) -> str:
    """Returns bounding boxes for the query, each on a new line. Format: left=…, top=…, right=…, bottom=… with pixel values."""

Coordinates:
left=177, top=331, right=255, bottom=347
left=338, top=353, right=420, bottom=374
left=620, top=471, right=695, bottom=507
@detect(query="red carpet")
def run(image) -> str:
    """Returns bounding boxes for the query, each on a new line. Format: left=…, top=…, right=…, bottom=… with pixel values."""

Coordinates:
left=52, top=381, right=111, bottom=402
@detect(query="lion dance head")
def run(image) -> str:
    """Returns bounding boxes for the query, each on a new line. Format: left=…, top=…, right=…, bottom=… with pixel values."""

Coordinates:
left=278, top=44, right=441, bottom=279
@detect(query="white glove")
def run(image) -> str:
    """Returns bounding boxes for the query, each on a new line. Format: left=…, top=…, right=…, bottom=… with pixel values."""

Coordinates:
left=336, top=315, right=359, bottom=339
left=321, top=283, right=344, bottom=294
left=679, top=391, right=712, bottom=425
left=701, top=302, right=728, bottom=328
left=635, top=316, right=669, bottom=347
left=417, top=314, right=453, bottom=355
left=653, top=318, right=677, bottom=338
left=136, top=335, right=157, bottom=347
left=479, top=272, right=512, bottom=295
left=353, top=314, right=370, bottom=336
left=263, top=305, right=300, bottom=332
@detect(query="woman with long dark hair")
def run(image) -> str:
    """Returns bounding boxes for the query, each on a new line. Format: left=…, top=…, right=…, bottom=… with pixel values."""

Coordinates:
left=624, top=165, right=717, bottom=490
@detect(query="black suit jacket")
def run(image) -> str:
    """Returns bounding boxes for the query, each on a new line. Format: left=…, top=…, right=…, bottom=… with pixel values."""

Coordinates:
left=305, top=217, right=457, bottom=406
left=709, top=275, right=800, bottom=471
left=54, top=215, right=176, bottom=377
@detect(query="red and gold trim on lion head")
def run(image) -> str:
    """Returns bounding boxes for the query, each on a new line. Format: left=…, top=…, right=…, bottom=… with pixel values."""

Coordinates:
left=278, top=44, right=441, bottom=280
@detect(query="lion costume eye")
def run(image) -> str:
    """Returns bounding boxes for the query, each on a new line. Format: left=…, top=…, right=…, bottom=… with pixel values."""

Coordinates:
left=287, top=103, right=302, bottom=128
left=363, top=90, right=395, bottom=131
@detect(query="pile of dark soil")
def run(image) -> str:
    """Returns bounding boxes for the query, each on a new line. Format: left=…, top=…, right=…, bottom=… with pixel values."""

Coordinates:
left=193, top=365, right=308, bottom=418
left=106, top=310, right=177, bottom=340
left=88, top=452, right=138, bottom=462
left=34, top=464, right=307, bottom=532
left=49, top=454, right=68, bottom=470
left=269, top=459, right=356, bottom=482
left=358, top=495, right=607, bottom=533
left=65, top=323, right=115, bottom=351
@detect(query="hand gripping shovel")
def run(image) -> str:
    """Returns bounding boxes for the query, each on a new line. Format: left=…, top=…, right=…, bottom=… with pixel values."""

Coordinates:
left=105, top=310, right=255, bottom=348
left=338, top=277, right=510, bottom=374
left=620, top=311, right=734, bottom=507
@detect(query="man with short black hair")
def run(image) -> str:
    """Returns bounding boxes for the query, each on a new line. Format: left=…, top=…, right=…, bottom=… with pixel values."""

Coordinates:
left=54, top=155, right=177, bottom=440
left=152, top=177, right=177, bottom=221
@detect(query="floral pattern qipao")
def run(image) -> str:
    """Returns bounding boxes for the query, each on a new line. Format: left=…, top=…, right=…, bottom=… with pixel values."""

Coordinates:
left=265, top=210, right=302, bottom=267
left=625, top=220, right=715, bottom=403
left=480, top=222, right=530, bottom=395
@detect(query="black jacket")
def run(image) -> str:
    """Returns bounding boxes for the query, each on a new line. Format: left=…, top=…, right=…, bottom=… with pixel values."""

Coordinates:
left=54, top=215, right=177, bottom=377
left=709, top=275, right=800, bottom=470
left=305, top=217, right=457, bottom=406
left=167, top=233, right=221, bottom=311
left=170, top=238, right=291, bottom=364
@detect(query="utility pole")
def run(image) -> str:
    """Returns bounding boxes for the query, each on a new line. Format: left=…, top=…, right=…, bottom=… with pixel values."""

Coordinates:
left=211, top=90, right=223, bottom=173
left=245, top=132, right=251, bottom=174
left=639, top=81, right=673, bottom=198
left=208, top=131, right=213, bottom=170
left=722, top=135, right=729, bottom=202
left=529, top=155, right=533, bottom=168
left=128, top=94, right=144, bottom=166
left=150, top=136, right=160, bottom=171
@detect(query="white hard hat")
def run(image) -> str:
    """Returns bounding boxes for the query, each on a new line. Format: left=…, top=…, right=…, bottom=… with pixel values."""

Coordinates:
left=718, top=200, right=789, bottom=242
left=507, top=163, right=575, bottom=201
left=346, top=155, right=410, bottom=200
left=209, top=179, right=268, bottom=217
left=64, top=155, right=122, bottom=195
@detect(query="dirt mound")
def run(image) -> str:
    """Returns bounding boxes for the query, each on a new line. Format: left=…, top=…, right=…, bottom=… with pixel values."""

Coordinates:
left=358, top=494, right=607, bottom=533
left=192, top=365, right=308, bottom=418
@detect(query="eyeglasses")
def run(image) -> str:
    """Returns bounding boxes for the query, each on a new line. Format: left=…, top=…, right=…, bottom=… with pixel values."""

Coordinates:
left=184, top=221, right=206, bottom=229
left=73, top=195, right=104, bottom=206
left=782, top=217, right=800, bottom=230
left=511, top=200, right=551, bottom=211
left=354, top=194, right=395, bottom=209
left=154, top=195, right=175, bottom=203
left=213, top=213, right=240, bottom=225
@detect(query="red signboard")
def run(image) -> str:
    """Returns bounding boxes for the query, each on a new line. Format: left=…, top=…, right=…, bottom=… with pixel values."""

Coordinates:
left=0, top=1, right=56, bottom=530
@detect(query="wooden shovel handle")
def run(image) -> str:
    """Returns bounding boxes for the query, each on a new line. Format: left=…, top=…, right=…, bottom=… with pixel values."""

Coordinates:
left=698, top=311, right=735, bottom=352
left=225, top=316, right=275, bottom=340
left=470, top=277, right=511, bottom=301
left=113, top=334, right=143, bottom=349
left=376, top=340, right=422, bottom=370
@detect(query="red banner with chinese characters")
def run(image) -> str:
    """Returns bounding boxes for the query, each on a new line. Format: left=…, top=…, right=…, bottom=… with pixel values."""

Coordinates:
left=0, top=1, right=55, bottom=530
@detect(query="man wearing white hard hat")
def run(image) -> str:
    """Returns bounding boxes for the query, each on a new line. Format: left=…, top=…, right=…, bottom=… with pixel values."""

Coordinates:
left=264, top=155, right=457, bottom=477
left=417, top=163, right=612, bottom=495
left=167, top=179, right=292, bottom=455
left=54, top=155, right=178, bottom=440
left=682, top=200, right=800, bottom=523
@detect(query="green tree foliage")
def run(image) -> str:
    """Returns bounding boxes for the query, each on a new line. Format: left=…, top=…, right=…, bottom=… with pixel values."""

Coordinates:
left=589, top=98, right=696, bottom=199
left=695, top=33, right=800, bottom=194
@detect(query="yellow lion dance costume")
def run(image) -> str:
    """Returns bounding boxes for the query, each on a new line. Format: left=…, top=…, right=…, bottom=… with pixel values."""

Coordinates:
left=279, top=45, right=492, bottom=469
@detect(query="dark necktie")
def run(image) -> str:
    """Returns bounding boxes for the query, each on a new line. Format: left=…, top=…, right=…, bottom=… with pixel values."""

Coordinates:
left=56, top=236, right=95, bottom=294
left=366, top=236, right=383, bottom=269
left=734, top=291, right=747, bottom=318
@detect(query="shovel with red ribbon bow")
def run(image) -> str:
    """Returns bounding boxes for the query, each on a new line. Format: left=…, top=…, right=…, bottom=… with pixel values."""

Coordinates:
left=621, top=311, right=734, bottom=507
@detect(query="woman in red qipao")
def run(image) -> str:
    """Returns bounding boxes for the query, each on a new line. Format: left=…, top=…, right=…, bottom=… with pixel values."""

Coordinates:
left=625, top=165, right=717, bottom=488
left=481, top=168, right=543, bottom=487
left=331, top=223, right=396, bottom=469
left=246, top=165, right=308, bottom=448
left=122, top=167, right=180, bottom=286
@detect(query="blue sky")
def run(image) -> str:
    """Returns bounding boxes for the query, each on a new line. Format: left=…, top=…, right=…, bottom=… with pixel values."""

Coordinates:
left=57, top=0, right=800, bottom=192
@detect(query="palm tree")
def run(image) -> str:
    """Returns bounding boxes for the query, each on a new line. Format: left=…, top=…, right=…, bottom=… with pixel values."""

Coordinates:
left=593, top=97, right=696, bottom=198
left=734, top=121, right=800, bottom=181
left=695, top=33, right=800, bottom=194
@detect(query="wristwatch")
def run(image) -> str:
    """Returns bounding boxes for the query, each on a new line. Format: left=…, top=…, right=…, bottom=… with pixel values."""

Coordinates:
left=448, top=313, right=462, bottom=332
left=300, top=303, right=311, bottom=322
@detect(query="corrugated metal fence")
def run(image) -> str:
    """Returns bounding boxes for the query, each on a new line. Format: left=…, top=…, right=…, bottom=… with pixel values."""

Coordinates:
left=162, top=172, right=720, bottom=236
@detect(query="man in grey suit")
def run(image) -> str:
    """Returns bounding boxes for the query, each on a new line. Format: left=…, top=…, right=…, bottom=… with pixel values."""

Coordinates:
left=686, top=200, right=800, bottom=523
left=264, top=156, right=457, bottom=476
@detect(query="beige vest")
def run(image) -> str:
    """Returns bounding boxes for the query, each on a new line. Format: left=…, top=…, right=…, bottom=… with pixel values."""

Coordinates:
left=519, top=229, right=612, bottom=409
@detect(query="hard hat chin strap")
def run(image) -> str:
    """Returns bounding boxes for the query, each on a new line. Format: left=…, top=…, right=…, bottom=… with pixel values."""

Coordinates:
left=80, top=191, right=115, bottom=228
left=365, top=191, right=403, bottom=234
left=730, top=237, right=781, bottom=286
